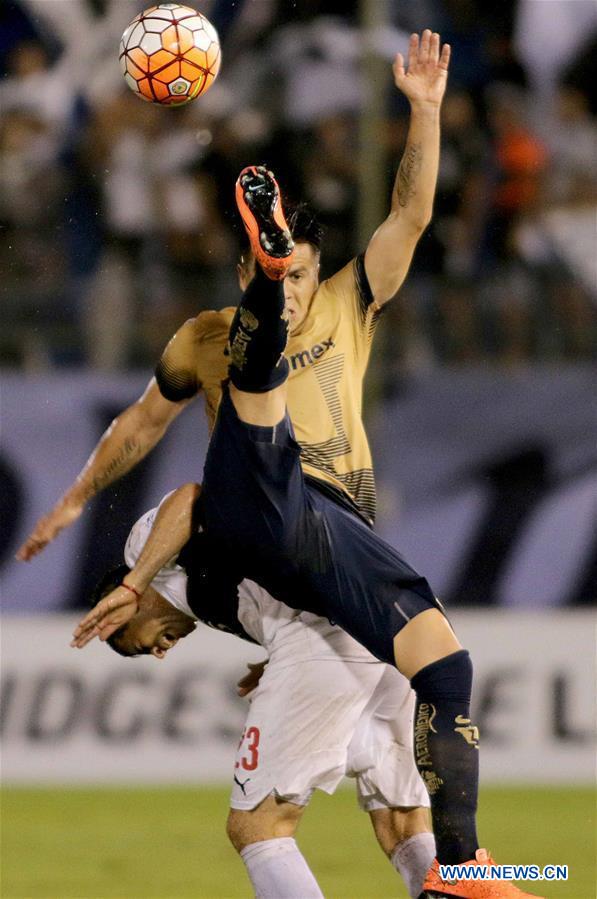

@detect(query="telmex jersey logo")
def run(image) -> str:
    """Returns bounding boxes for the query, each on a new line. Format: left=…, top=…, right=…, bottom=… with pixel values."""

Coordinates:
left=289, top=338, right=335, bottom=369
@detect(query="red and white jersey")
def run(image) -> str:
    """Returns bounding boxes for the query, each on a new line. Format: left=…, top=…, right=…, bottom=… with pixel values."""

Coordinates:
left=125, top=501, right=428, bottom=814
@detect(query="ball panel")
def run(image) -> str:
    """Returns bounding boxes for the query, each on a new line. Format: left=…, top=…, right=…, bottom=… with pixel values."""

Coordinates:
left=126, top=22, right=145, bottom=50
left=188, top=73, right=208, bottom=99
left=128, top=47, right=149, bottom=71
left=137, top=77, right=154, bottom=100
left=202, top=19, right=219, bottom=44
left=148, top=49, right=176, bottom=72
left=124, top=72, right=140, bottom=93
left=151, top=79, right=171, bottom=101
left=142, top=17, right=172, bottom=33
left=146, top=3, right=198, bottom=22
left=143, top=4, right=175, bottom=18
left=203, top=63, right=219, bottom=93
left=184, top=46, right=207, bottom=68
left=154, top=61, right=181, bottom=83
left=160, top=24, right=178, bottom=50
left=140, top=31, right=163, bottom=54
left=173, top=25, right=194, bottom=53
left=180, top=15, right=207, bottom=31
left=195, top=28, right=215, bottom=52
left=125, top=58, right=147, bottom=80
left=175, top=6, right=203, bottom=21
left=205, top=43, right=220, bottom=71
left=180, top=60, right=201, bottom=80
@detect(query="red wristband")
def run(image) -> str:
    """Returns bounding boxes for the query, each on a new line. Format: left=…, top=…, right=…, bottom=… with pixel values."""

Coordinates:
left=121, top=582, right=142, bottom=599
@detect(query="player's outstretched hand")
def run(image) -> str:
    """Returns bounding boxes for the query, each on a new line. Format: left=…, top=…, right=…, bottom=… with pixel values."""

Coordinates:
left=393, top=30, right=450, bottom=108
left=71, top=585, right=139, bottom=649
left=16, top=499, right=84, bottom=561
left=237, top=660, right=268, bottom=697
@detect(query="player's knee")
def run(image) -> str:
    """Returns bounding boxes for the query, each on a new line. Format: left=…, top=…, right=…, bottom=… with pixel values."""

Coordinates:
left=393, top=608, right=463, bottom=679
left=227, top=797, right=304, bottom=852
left=226, top=809, right=251, bottom=852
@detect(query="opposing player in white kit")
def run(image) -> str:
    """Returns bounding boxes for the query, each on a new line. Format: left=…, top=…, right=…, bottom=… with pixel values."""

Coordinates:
left=89, top=483, right=434, bottom=898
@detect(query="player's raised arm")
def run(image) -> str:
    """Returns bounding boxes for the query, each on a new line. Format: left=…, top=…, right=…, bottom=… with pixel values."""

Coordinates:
left=16, top=378, right=190, bottom=561
left=71, top=482, right=201, bottom=648
left=364, top=30, right=450, bottom=306
left=16, top=318, right=203, bottom=562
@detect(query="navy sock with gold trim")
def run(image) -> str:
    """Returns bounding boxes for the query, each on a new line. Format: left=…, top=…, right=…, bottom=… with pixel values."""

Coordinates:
left=228, top=265, right=289, bottom=393
left=410, top=649, right=479, bottom=865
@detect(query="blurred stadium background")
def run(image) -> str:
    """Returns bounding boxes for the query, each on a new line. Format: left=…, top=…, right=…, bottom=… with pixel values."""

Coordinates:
left=1, top=0, right=595, bottom=897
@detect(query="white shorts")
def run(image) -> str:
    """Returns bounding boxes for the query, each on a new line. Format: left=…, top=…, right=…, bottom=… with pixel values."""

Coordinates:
left=230, top=656, right=429, bottom=813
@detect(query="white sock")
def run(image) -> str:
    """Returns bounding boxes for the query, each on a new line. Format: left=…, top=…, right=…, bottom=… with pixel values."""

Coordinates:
left=391, top=832, right=436, bottom=899
left=240, top=837, right=324, bottom=898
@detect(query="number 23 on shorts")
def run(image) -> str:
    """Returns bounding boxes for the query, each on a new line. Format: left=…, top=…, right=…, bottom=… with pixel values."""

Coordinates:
left=235, top=726, right=261, bottom=771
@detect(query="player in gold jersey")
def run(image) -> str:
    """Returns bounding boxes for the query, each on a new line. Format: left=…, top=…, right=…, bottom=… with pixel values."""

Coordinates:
left=19, top=29, right=445, bottom=558
left=155, top=226, right=381, bottom=521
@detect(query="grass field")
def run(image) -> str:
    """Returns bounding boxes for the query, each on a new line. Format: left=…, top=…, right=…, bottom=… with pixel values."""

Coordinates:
left=1, top=785, right=594, bottom=898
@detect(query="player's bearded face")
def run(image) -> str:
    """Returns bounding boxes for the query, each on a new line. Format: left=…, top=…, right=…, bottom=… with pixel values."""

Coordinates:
left=283, top=242, right=320, bottom=333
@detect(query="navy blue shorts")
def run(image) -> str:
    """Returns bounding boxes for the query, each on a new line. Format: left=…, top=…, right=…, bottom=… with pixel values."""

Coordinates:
left=202, top=387, right=442, bottom=665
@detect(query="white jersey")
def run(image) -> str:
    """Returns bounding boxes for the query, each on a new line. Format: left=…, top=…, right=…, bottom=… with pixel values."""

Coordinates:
left=125, top=504, right=428, bottom=813
left=125, top=504, right=379, bottom=665
left=125, top=503, right=193, bottom=618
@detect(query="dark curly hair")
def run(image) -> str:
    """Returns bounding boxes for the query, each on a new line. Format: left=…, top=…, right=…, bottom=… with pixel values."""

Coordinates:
left=286, top=202, right=325, bottom=251
left=239, top=198, right=324, bottom=257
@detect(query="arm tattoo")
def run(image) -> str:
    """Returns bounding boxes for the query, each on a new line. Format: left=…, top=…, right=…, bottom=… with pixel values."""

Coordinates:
left=89, top=436, right=141, bottom=495
left=396, top=142, right=423, bottom=208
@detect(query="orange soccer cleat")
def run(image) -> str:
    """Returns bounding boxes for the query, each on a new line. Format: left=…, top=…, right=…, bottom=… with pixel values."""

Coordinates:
left=235, top=165, right=294, bottom=280
left=421, top=850, right=545, bottom=898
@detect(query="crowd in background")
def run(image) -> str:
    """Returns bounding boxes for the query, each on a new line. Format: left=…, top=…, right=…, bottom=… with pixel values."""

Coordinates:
left=1, top=0, right=596, bottom=379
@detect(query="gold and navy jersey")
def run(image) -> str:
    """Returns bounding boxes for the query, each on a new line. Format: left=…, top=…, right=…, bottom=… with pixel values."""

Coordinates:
left=156, top=307, right=232, bottom=432
left=156, top=255, right=382, bottom=522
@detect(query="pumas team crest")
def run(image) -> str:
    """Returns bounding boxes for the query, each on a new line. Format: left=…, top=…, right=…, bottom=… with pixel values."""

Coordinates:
left=240, top=309, right=259, bottom=332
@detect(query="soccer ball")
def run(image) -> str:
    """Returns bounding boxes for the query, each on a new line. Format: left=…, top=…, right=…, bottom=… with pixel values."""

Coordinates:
left=119, top=4, right=221, bottom=106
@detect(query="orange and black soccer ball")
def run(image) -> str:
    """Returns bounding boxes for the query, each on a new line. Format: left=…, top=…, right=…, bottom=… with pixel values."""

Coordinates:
left=119, top=3, right=221, bottom=106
